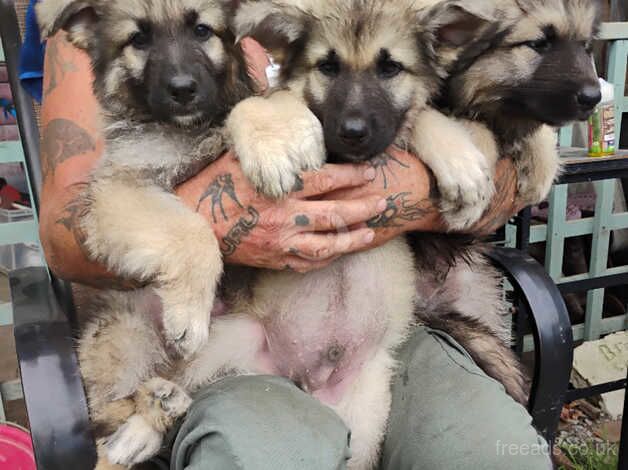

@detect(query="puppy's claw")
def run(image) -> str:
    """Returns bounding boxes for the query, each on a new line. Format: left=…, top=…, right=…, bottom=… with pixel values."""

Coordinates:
left=144, top=377, right=193, bottom=418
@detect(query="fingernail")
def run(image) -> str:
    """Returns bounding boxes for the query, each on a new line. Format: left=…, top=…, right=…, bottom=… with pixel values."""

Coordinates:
left=363, top=230, right=375, bottom=244
left=364, top=168, right=376, bottom=181
left=377, top=199, right=388, bottom=212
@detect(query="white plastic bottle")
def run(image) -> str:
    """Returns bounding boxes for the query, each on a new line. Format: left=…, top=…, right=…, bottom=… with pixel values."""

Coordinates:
left=588, top=78, right=616, bottom=157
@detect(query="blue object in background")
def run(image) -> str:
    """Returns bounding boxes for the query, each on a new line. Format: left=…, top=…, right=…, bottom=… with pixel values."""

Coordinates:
left=18, top=0, right=45, bottom=103
left=0, top=98, right=16, bottom=120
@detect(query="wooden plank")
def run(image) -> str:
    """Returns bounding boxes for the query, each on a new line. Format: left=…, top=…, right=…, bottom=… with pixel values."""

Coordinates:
left=584, top=180, right=615, bottom=341
left=523, top=315, right=628, bottom=352
left=559, top=148, right=628, bottom=164
left=0, top=221, right=39, bottom=245
left=559, top=126, right=573, bottom=147
left=0, top=302, right=12, bottom=327
left=544, top=185, right=568, bottom=280
left=557, top=265, right=628, bottom=285
left=599, top=22, right=628, bottom=40
left=0, top=141, right=24, bottom=164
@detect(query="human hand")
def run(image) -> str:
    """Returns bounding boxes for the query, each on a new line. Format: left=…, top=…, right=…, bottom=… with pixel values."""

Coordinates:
left=177, top=152, right=386, bottom=273
left=322, top=147, right=521, bottom=247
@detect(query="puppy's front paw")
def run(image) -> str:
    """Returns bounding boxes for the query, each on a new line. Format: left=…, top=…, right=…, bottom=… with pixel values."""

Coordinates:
left=516, top=125, right=561, bottom=206
left=432, top=146, right=494, bottom=231
left=227, top=94, right=326, bottom=199
left=161, top=304, right=210, bottom=360
left=104, top=415, right=162, bottom=467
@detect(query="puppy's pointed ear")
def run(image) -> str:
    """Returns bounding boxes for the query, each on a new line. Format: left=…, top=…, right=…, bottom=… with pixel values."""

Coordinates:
left=36, top=0, right=99, bottom=49
left=426, top=1, right=496, bottom=47
left=233, top=1, right=307, bottom=63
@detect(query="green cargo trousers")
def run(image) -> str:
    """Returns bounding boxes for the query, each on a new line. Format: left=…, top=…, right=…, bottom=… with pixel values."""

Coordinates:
left=163, top=327, right=552, bottom=469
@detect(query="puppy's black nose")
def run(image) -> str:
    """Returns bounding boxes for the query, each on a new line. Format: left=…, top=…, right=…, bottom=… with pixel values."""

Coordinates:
left=168, top=75, right=198, bottom=105
left=576, top=85, right=601, bottom=109
left=339, top=117, right=369, bottom=145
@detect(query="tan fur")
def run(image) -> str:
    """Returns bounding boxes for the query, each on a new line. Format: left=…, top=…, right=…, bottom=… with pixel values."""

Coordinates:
left=37, top=0, right=254, bottom=467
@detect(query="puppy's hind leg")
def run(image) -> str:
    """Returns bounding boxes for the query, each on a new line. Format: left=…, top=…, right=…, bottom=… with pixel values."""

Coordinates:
left=103, top=378, right=192, bottom=468
left=331, top=351, right=397, bottom=470
left=79, top=292, right=171, bottom=468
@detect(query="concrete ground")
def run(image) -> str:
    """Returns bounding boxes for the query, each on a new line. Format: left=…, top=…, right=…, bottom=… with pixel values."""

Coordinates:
left=0, top=272, right=28, bottom=429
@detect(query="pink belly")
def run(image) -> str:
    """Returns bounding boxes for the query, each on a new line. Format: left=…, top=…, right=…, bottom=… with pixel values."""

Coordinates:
left=246, top=264, right=391, bottom=405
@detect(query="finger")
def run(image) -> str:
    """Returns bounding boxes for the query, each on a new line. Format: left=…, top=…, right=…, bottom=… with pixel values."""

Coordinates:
left=297, top=164, right=376, bottom=198
left=281, top=255, right=342, bottom=274
left=291, top=196, right=387, bottom=232
left=284, top=228, right=376, bottom=261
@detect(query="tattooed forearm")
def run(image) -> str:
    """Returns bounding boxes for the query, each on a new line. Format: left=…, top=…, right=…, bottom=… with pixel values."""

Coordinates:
left=370, top=152, right=410, bottom=189
left=55, top=183, right=90, bottom=256
left=43, top=36, right=78, bottom=98
left=41, top=119, right=96, bottom=179
left=221, top=207, right=260, bottom=256
left=367, top=192, right=430, bottom=228
left=196, top=173, right=243, bottom=223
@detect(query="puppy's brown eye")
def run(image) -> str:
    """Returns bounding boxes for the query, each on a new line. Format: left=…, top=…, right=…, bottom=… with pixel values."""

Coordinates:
left=377, top=60, right=403, bottom=79
left=194, top=24, right=213, bottom=41
left=318, top=60, right=340, bottom=77
left=130, top=31, right=151, bottom=49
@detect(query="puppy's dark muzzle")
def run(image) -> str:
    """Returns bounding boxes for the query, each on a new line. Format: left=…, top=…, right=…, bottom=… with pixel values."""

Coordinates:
left=168, top=75, right=198, bottom=106
left=339, top=117, right=370, bottom=145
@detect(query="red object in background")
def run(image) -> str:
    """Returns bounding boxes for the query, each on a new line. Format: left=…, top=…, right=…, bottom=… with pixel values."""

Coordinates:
left=0, top=183, right=22, bottom=208
left=0, top=423, right=35, bottom=470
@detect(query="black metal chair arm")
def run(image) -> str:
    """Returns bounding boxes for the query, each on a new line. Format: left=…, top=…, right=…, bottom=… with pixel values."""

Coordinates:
left=487, top=246, right=573, bottom=442
left=10, top=267, right=96, bottom=470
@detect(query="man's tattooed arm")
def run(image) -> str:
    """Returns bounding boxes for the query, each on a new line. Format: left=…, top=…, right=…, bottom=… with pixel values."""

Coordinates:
left=43, top=36, right=78, bottom=98
left=367, top=192, right=431, bottom=228
left=196, top=172, right=260, bottom=257
left=41, top=119, right=96, bottom=179
left=221, top=207, right=260, bottom=256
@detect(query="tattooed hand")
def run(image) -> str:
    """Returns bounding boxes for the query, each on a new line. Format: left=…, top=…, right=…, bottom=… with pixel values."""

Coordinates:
left=323, top=147, right=521, bottom=247
left=179, top=153, right=386, bottom=272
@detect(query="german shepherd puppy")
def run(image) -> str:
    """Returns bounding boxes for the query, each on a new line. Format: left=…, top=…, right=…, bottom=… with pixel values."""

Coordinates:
left=447, top=0, right=602, bottom=205
left=414, top=0, right=601, bottom=405
left=36, top=0, right=254, bottom=468
left=204, top=1, right=504, bottom=468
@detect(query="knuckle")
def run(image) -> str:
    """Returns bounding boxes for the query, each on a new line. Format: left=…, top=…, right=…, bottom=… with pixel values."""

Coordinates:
left=314, top=174, right=334, bottom=193
left=314, top=212, right=334, bottom=229
left=314, top=247, right=330, bottom=260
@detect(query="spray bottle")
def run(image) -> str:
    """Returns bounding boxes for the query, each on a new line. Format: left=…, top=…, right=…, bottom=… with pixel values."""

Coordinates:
left=588, top=78, right=616, bottom=157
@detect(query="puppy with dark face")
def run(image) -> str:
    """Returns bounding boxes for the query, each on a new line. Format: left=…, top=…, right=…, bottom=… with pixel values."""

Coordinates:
left=228, top=0, right=503, bottom=228
left=444, top=0, right=601, bottom=204
left=37, top=1, right=254, bottom=468
left=413, top=0, right=602, bottom=408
